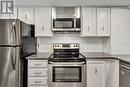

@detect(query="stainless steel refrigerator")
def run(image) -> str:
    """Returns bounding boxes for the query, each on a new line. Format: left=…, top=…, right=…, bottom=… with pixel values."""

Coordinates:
left=0, top=19, right=30, bottom=87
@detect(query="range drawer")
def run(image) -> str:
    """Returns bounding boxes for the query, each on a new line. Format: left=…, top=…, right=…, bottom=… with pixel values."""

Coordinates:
left=28, top=77, right=48, bottom=86
left=28, top=69, right=48, bottom=77
left=28, top=60, right=48, bottom=69
left=28, top=86, right=48, bottom=87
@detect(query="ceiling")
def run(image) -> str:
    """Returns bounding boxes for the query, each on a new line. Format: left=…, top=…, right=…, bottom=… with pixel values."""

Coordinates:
left=15, top=0, right=130, bottom=7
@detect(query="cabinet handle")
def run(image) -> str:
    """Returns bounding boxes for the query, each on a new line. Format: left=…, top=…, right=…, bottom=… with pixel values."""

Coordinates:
left=42, top=25, right=44, bottom=31
left=35, top=72, right=42, bottom=74
left=95, top=67, right=97, bottom=74
left=34, top=81, right=42, bottom=83
left=88, top=25, right=90, bottom=31
left=25, top=14, right=27, bottom=20
left=102, top=25, right=104, bottom=31
left=121, top=70, right=125, bottom=75
left=35, top=64, right=41, bottom=66
left=37, top=44, right=39, bottom=48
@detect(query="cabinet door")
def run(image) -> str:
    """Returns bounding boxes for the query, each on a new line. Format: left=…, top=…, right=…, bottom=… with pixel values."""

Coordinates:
left=0, top=8, right=17, bottom=19
left=35, top=7, right=53, bottom=37
left=81, top=8, right=96, bottom=37
left=97, top=8, right=110, bottom=36
left=87, top=61, right=106, bottom=87
left=18, top=8, right=34, bottom=24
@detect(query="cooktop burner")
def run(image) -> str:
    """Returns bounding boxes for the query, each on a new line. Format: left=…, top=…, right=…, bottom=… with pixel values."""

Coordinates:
left=49, top=53, right=85, bottom=59
left=49, top=53, right=86, bottom=62
left=48, top=43, right=86, bottom=63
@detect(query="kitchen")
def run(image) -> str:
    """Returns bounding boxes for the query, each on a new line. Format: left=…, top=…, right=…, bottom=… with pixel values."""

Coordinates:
left=0, top=0, right=130, bottom=87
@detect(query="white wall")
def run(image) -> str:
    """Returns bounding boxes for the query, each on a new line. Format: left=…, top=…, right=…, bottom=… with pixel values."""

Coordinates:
left=111, top=8, right=130, bottom=54
left=37, top=34, right=108, bottom=52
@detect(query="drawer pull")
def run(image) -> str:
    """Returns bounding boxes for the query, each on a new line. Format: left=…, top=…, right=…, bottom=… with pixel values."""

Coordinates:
left=35, top=64, right=42, bottom=66
left=34, top=81, right=42, bottom=83
left=35, top=72, right=42, bottom=74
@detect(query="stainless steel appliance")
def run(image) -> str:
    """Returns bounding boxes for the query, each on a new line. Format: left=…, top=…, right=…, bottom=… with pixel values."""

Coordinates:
left=53, top=18, right=81, bottom=32
left=0, top=19, right=36, bottom=87
left=120, top=61, right=130, bottom=87
left=48, top=43, right=86, bottom=87
left=21, top=23, right=35, bottom=37
left=52, top=7, right=81, bottom=32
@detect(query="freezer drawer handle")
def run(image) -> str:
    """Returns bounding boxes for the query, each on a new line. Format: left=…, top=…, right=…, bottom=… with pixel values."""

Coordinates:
left=11, top=47, right=16, bottom=69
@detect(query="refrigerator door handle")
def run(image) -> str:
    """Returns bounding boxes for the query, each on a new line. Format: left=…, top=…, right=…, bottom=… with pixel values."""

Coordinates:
left=11, top=47, right=16, bottom=70
left=13, top=22, right=17, bottom=45
left=9, top=24, right=14, bottom=44
left=10, top=22, right=17, bottom=45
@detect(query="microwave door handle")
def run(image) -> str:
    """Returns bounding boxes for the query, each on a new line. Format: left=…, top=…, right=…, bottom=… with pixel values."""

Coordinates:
left=14, top=25, right=16, bottom=45
left=74, top=18, right=76, bottom=29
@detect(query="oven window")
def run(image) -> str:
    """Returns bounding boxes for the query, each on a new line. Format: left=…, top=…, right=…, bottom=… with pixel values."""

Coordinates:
left=53, top=66, right=82, bottom=82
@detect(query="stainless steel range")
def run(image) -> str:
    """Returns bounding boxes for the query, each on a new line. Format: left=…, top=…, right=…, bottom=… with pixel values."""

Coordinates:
left=48, top=43, right=86, bottom=87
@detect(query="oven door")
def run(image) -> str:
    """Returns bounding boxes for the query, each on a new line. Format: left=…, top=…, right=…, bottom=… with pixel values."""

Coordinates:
left=53, top=66, right=81, bottom=82
left=48, top=62, right=86, bottom=87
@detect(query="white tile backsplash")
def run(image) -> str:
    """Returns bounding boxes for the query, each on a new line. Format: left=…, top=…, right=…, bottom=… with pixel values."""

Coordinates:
left=111, top=8, right=130, bottom=54
left=37, top=34, right=107, bottom=52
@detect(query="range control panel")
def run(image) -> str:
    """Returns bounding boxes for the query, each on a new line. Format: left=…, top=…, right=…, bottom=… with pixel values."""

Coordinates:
left=53, top=43, right=80, bottom=49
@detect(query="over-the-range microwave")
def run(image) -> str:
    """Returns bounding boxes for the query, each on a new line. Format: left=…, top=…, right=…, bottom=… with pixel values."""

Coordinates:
left=52, top=18, right=81, bottom=32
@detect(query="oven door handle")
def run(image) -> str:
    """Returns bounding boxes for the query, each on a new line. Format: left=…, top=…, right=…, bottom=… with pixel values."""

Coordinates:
left=49, top=62, right=86, bottom=65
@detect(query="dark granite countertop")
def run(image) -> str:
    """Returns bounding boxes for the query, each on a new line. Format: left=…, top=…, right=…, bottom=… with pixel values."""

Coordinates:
left=81, top=52, right=113, bottom=58
left=81, top=52, right=130, bottom=63
left=112, top=54, right=130, bottom=63
left=26, top=52, right=53, bottom=60
left=26, top=52, right=130, bottom=63
left=22, top=53, right=36, bottom=58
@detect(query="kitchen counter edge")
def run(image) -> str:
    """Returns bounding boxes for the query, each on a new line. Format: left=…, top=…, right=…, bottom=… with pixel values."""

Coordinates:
left=26, top=52, right=130, bottom=63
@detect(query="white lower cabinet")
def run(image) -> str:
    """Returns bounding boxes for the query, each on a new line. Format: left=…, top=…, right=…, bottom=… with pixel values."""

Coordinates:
left=87, top=60, right=119, bottom=87
left=105, top=60, right=119, bottom=87
left=87, top=61, right=106, bottom=87
left=28, top=60, right=48, bottom=87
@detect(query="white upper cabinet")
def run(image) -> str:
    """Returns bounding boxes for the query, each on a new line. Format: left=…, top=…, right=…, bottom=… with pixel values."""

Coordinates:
left=18, top=8, right=34, bottom=24
left=87, top=61, right=106, bottom=87
left=97, top=8, right=110, bottom=36
left=0, top=8, right=18, bottom=19
left=81, top=8, right=96, bottom=36
left=34, top=7, right=53, bottom=37
left=81, top=7, right=110, bottom=37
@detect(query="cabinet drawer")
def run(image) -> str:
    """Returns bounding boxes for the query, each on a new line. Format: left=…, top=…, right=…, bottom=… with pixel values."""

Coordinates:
left=28, top=78, right=48, bottom=86
left=28, top=60, right=48, bottom=68
left=28, top=86, right=48, bottom=87
left=28, top=69, right=48, bottom=77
